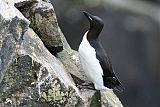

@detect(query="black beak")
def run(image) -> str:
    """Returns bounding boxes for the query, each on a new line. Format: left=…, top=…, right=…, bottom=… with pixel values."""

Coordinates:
left=83, top=11, right=93, bottom=22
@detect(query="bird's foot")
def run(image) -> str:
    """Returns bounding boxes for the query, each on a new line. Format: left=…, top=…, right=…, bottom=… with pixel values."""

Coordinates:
left=76, top=82, right=95, bottom=90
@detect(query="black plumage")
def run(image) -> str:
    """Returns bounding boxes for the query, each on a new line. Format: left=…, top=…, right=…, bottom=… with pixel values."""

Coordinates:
left=83, top=11, right=124, bottom=92
left=89, top=41, right=124, bottom=92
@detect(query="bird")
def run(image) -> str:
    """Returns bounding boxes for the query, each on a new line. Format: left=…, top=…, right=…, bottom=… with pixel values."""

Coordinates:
left=78, top=11, right=124, bottom=92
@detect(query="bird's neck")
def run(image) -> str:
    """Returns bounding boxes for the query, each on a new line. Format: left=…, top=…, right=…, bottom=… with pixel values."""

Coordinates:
left=87, top=28, right=102, bottom=41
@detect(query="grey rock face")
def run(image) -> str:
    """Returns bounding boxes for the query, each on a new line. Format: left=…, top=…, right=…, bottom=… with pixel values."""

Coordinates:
left=0, top=0, right=123, bottom=107
left=0, top=0, right=30, bottom=85
left=0, top=27, right=83, bottom=106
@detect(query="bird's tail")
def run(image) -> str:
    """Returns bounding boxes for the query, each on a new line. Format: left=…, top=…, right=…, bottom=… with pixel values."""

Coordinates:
left=114, top=83, right=125, bottom=92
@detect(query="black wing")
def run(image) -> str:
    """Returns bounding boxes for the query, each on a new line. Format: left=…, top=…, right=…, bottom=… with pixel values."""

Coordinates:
left=90, top=41, right=124, bottom=92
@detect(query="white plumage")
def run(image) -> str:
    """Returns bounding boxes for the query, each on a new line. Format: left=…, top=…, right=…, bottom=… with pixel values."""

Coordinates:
left=78, top=31, right=111, bottom=91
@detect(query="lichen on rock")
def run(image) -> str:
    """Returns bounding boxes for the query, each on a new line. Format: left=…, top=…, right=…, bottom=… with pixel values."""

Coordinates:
left=0, top=27, right=83, bottom=106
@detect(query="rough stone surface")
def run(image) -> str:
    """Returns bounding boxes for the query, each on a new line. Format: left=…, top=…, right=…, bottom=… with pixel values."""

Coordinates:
left=0, top=0, right=123, bottom=107
left=0, top=27, right=83, bottom=106
left=101, top=91, right=123, bottom=107
left=0, top=0, right=30, bottom=85
left=16, top=0, right=63, bottom=54
left=57, top=28, right=88, bottom=83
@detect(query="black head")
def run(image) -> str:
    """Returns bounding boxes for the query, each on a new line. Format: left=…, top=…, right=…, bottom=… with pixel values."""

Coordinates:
left=83, top=11, right=104, bottom=41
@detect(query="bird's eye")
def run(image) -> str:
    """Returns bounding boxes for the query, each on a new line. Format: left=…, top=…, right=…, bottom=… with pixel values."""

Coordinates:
left=113, top=77, right=116, bottom=81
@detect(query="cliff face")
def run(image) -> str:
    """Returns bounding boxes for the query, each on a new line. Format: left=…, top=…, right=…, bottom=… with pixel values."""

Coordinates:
left=0, top=0, right=123, bottom=107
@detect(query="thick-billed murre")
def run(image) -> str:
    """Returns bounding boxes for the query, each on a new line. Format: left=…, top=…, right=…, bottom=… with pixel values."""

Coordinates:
left=78, top=11, right=124, bottom=92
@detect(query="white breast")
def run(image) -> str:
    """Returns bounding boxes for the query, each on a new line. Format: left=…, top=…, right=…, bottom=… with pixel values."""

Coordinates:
left=78, top=31, right=109, bottom=90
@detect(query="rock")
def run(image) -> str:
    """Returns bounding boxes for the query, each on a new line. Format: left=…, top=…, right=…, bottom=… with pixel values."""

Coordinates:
left=101, top=91, right=123, bottom=107
left=57, top=28, right=88, bottom=83
left=16, top=0, right=63, bottom=54
left=0, top=0, right=30, bottom=84
left=0, top=26, right=83, bottom=106
left=0, top=0, right=123, bottom=107
left=0, top=1, right=83, bottom=106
